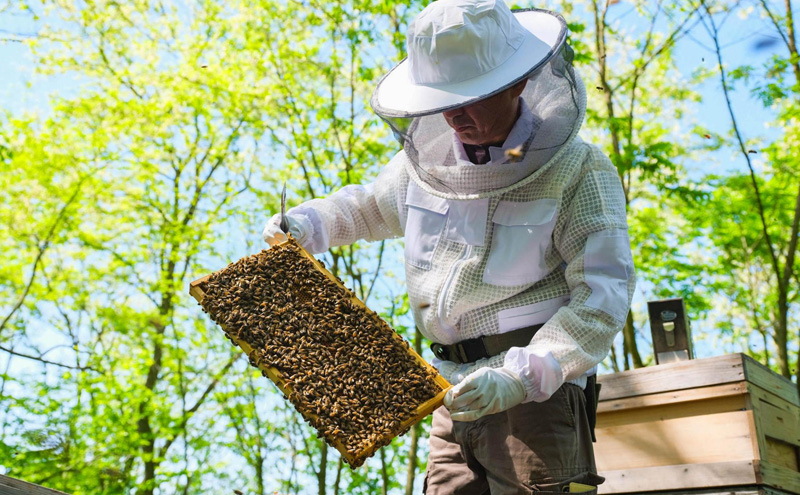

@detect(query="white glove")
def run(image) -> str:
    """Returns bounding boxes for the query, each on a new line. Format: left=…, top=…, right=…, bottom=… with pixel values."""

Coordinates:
left=262, top=213, right=307, bottom=247
left=443, top=367, right=526, bottom=422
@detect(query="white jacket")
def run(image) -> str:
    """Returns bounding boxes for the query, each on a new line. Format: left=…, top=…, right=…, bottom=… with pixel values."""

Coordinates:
left=279, top=71, right=635, bottom=402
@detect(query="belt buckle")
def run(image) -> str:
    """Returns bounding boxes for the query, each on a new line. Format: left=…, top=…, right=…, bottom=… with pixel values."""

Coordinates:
left=431, top=342, right=450, bottom=361
left=458, top=336, right=489, bottom=363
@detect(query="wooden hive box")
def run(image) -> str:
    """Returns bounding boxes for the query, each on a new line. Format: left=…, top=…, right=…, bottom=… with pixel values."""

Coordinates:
left=0, top=475, right=72, bottom=495
left=595, top=353, right=800, bottom=495
left=189, top=238, right=450, bottom=468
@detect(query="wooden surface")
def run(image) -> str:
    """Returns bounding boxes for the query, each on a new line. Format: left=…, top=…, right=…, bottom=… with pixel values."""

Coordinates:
left=758, top=461, right=800, bottom=495
left=596, top=382, right=749, bottom=428
left=0, top=475, right=71, bottom=495
left=602, top=485, right=791, bottom=495
left=600, top=461, right=759, bottom=493
left=597, top=354, right=747, bottom=401
left=596, top=410, right=757, bottom=471
left=189, top=239, right=450, bottom=467
left=595, top=354, right=800, bottom=494
left=596, top=354, right=798, bottom=405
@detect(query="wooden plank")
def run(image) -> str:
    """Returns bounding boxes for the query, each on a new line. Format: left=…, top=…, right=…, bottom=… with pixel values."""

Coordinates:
left=0, top=475, right=71, bottom=495
left=607, top=488, right=769, bottom=495
left=758, top=400, right=800, bottom=449
left=602, top=487, right=793, bottom=495
left=743, top=355, right=799, bottom=408
left=189, top=239, right=450, bottom=467
left=595, top=410, right=756, bottom=471
left=757, top=460, right=800, bottom=494
left=597, top=392, right=748, bottom=428
left=750, top=384, right=800, bottom=421
left=597, top=381, right=749, bottom=414
left=761, top=488, right=800, bottom=495
left=598, top=460, right=758, bottom=493
left=766, top=438, right=800, bottom=472
left=749, top=385, right=800, bottom=449
left=188, top=273, right=211, bottom=301
left=597, top=354, right=747, bottom=401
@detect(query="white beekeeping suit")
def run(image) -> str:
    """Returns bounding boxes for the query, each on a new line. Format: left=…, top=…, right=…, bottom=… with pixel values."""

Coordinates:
left=265, top=5, right=635, bottom=406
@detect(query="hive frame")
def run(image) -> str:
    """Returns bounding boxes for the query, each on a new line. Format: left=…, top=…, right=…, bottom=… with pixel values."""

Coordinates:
left=190, top=238, right=451, bottom=467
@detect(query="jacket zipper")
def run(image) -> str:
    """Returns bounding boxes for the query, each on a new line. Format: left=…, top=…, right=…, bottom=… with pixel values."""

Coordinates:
left=437, top=244, right=472, bottom=341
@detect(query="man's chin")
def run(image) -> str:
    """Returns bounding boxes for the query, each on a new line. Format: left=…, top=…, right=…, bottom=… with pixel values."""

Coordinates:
left=456, top=131, right=480, bottom=144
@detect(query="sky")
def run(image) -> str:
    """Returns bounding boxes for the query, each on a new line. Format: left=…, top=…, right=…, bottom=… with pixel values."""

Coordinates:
left=0, top=0, right=794, bottom=373
left=1, top=1, right=797, bottom=490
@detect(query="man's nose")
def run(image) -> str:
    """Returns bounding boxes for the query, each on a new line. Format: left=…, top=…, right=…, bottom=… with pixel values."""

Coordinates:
left=443, top=106, right=464, bottom=119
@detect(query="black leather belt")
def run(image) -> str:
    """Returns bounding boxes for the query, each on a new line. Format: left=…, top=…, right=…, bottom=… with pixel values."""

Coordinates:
left=430, top=323, right=544, bottom=364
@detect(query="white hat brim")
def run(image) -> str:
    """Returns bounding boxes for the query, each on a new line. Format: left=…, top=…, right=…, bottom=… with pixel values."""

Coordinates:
left=371, top=9, right=567, bottom=118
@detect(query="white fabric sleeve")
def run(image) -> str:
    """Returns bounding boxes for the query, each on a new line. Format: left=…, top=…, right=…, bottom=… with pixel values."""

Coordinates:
left=504, top=146, right=635, bottom=402
left=282, top=152, right=409, bottom=254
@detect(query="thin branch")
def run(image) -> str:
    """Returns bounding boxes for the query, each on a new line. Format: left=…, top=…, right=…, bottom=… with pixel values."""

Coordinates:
left=611, top=3, right=702, bottom=93
left=158, top=352, right=239, bottom=458
left=364, top=241, right=386, bottom=304
left=0, top=344, right=98, bottom=372
left=759, top=0, right=789, bottom=45
left=780, top=180, right=800, bottom=295
left=700, top=0, right=782, bottom=278
left=0, top=173, right=89, bottom=335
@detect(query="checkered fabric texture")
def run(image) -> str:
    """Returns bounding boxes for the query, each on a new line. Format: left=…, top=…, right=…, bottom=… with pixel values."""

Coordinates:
left=280, top=50, right=635, bottom=391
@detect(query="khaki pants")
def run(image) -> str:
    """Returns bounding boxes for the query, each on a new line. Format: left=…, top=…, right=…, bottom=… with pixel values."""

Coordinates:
left=424, top=384, right=604, bottom=495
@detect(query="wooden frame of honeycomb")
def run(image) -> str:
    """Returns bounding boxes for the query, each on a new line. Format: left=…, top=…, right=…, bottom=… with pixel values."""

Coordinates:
left=190, top=237, right=451, bottom=467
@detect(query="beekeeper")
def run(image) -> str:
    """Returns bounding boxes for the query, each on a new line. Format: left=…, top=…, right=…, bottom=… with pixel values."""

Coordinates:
left=263, top=0, right=635, bottom=492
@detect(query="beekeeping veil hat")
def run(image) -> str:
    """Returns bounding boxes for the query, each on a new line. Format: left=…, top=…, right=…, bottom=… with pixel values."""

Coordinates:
left=371, top=0, right=584, bottom=198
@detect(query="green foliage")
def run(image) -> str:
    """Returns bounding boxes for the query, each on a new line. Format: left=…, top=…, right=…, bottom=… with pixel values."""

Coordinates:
left=1, top=0, right=430, bottom=493
left=1, top=0, right=799, bottom=493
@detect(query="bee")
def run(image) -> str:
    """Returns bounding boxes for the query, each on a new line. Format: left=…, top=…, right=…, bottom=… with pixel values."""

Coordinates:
left=502, top=144, right=524, bottom=161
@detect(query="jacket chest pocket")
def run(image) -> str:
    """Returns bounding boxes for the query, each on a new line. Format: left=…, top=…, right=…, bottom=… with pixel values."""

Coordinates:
left=404, top=183, right=449, bottom=270
left=483, top=199, right=559, bottom=286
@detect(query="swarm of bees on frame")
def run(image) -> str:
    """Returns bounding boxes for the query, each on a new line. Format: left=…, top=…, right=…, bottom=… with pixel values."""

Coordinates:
left=198, top=238, right=443, bottom=467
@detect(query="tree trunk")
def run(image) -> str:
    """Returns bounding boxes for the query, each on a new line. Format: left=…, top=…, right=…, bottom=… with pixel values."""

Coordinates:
left=623, top=310, right=644, bottom=368
left=318, top=442, right=328, bottom=495
left=608, top=341, right=621, bottom=373
left=796, top=335, right=799, bottom=397
left=776, top=291, right=790, bottom=378
left=333, top=458, right=343, bottom=495
left=380, top=447, right=389, bottom=495
left=256, top=449, right=265, bottom=495
left=137, top=319, right=166, bottom=495
left=405, top=327, right=424, bottom=495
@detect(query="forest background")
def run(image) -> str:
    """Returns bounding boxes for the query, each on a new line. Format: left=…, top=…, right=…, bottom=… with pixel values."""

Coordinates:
left=0, top=0, right=798, bottom=493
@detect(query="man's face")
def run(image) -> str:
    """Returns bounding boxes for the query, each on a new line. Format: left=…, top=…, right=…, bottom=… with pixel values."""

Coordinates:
left=442, top=80, right=527, bottom=146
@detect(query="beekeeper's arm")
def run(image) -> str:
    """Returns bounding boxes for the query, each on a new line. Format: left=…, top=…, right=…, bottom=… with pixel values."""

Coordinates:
left=504, top=145, right=636, bottom=401
left=263, top=153, right=408, bottom=253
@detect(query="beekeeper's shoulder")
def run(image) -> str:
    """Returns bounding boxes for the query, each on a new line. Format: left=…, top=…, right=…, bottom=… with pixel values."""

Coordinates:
left=579, top=138, right=618, bottom=176
left=552, top=137, right=620, bottom=199
left=377, top=149, right=411, bottom=179
left=372, top=149, right=412, bottom=220
left=374, top=149, right=411, bottom=192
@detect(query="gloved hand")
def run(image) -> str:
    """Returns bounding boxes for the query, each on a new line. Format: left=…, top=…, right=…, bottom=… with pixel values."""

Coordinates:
left=262, top=213, right=307, bottom=247
left=443, top=367, right=526, bottom=422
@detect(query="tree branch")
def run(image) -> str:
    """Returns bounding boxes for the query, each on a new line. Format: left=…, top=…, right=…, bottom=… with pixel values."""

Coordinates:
left=0, top=173, right=89, bottom=335
left=700, top=0, right=782, bottom=278
left=0, top=344, right=98, bottom=372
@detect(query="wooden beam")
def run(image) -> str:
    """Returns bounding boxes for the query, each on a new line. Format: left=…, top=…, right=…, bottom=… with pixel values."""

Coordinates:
left=597, top=354, right=748, bottom=401
left=597, top=381, right=749, bottom=414
left=595, top=410, right=757, bottom=471
left=0, top=475, right=71, bottom=495
left=743, top=355, right=800, bottom=407
left=756, top=460, right=800, bottom=494
left=599, top=461, right=759, bottom=493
